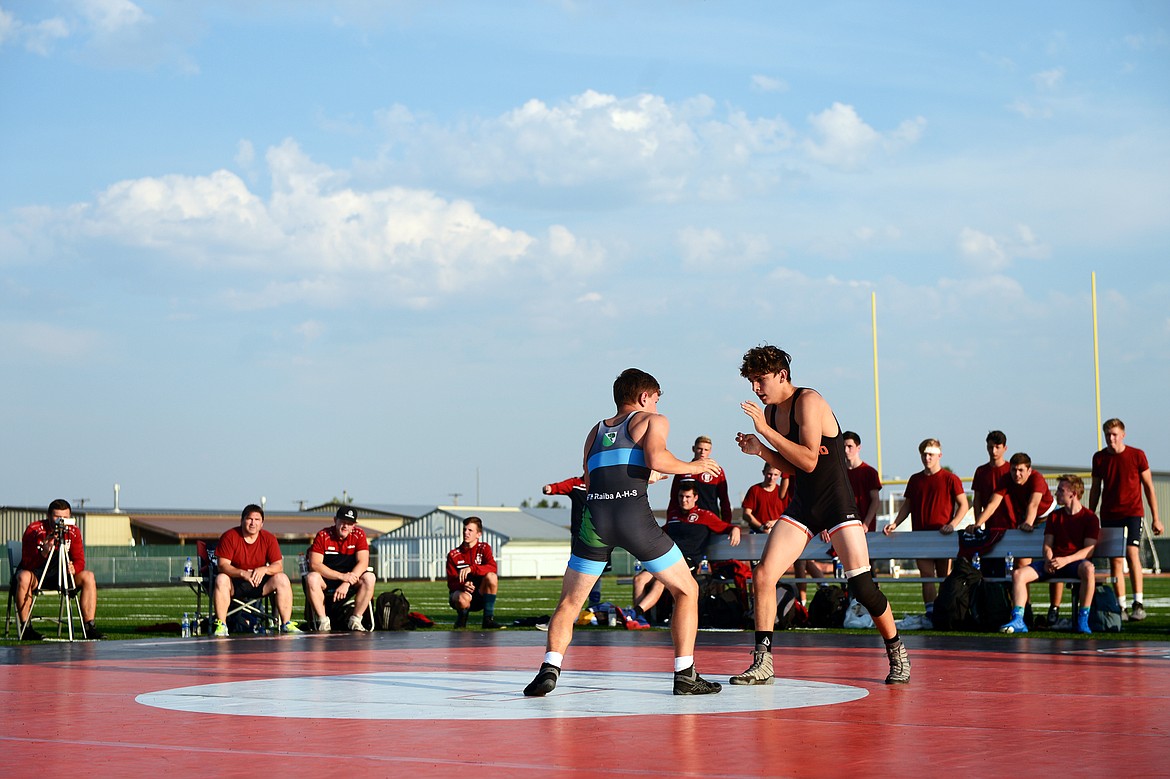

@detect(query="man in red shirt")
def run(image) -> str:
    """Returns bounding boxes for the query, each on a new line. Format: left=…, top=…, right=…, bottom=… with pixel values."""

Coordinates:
left=973, top=453, right=1054, bottom=533
left=1001, top=474, right=1100, bottom=635
left=971, top=430, right=1011, bottom=528
left=212, top=504, right=300, bottom=636
left=843, top=431, right=882, bottom=531
left=304, top=506, right=377, bottom=632
left=884, top=438, right=969, bottom=622
left=668, top=436, right=733, bottom=524
left=1089, top=418, right=1163, bottom=621
left=446, top=516, right=503, bottom=629
left=741, top=464, right=789, bottom=533
left=14, top=499, right=103, bottom=640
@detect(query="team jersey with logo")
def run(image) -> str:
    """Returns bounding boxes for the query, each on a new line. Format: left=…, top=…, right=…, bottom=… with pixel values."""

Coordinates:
left=308, top=525, right=369, bottom=573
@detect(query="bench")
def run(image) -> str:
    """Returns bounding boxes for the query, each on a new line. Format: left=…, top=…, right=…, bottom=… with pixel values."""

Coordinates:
left=702, top=527, right=1127, bottom=584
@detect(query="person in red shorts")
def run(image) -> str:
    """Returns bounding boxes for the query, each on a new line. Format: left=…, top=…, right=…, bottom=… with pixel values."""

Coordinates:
left=14, top=499, right=104, bottom=640
left=742, top=464, right=789, bottom=533
left=1089, top=418, right=1163, bottom=621
left=212, top=504, right=300, bottom=636
left=843, top=431, right=882, bottom=532
left=304, top=506, right=377, bottom=632
left=884, top=438, right=969, bottom=624
left=1001, top=474, right=1100, bottom=635
left=447, top=516, right=503, bottom=629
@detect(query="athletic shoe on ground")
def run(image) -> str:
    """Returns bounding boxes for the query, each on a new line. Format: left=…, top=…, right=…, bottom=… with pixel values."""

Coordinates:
left=523, top=662, right=560, bottom=697
left=885, top=640, right=911, bottom=684
left=1000, top=615, right=1028, bottom=634
left=347, top=614, right=368, bottom=632
left=729, top=648, right=774, bottom=685
left=481, top=617, right=505, bottom=629
left=83, top=621, right=106, bottom=640
left=673, top=666, right=722, bottom=695
left=535, top=620, right=549, bottom=632
left=1047, top=606, right=1059, bottom=625
left=1075, top=611, right=1092, bottom=634
left=454, top=611, right=468, bottom=629
left=1130, top=602, right=1147, bottom=621
left=20, top=625, right=44, bottom=641
left=315, top=616, right=331, bottom=632
left=280, top=620, right=303, bottom=634
left=213, top=620, right=229, bottom=637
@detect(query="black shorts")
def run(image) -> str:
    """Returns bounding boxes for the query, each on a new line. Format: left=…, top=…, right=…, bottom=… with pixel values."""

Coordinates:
left=1101, top=517, right=1143, bottom=548
left=450, top=581, right=486, bottom=612
left=570, top=499, right=676, bottom=571
left=231, top=575, right=271, bottom=601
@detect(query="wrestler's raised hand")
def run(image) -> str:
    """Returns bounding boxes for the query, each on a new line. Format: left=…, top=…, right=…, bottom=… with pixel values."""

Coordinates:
left=740, top=401, right=769, bottom=434
left=736, top=432, right=764, bottom=456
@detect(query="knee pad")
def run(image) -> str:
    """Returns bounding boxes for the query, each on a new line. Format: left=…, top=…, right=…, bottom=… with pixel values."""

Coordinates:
left=847, top=570, right=888, bottom=617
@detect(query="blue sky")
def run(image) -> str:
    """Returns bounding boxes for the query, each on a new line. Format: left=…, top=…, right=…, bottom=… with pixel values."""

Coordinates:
left=2, top=1, right=1168, bottom=513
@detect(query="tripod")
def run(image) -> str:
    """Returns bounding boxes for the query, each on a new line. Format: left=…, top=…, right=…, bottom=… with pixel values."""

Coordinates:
left=22, top=534, right=87, bottom=641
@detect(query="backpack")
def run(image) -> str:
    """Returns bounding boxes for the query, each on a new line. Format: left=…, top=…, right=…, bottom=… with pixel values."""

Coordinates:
left=375, top=589, right=414, bottom=631
left=697, top=574, right=747, bottom=629
left=1088, top=584, right=1123, bottom=633
left=932, top=556, right=982, bottom=630
left=971, top=580, right=1013, bottom=631
left=807, top=584, right=848, bottom=628
left=775, top=583, right=802, bottom=629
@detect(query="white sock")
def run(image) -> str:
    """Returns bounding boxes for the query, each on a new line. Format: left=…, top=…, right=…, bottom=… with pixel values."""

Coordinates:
left=544, top=651, right=563, bottom=668
left=1134, top=593, right=1143, bottom=606
left=674, top=655, right=693, bottom=672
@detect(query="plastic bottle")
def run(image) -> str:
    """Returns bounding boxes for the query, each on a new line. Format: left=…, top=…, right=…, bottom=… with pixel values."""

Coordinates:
left=181, top=612, right=191, bottom=638
left=184, top=556, right=193, bottom=577
left=834, top=560, right=844, bottom=579
left=698, top=556, right=710, bottom=575
left=634, top=561, right=643, bottom=574
left=1004, top=553, right=1014, bottom=577
left=972, top=552, right=981, bottom=570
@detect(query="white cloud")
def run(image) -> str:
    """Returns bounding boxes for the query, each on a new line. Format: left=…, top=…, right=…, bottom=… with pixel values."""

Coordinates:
left=1033, top=67, right=1065, bottom=90
left=803, top=102, right=925, bottom=170
left=751, top=74, right=788, bottom=93
left=23, top=16, right=71, bottom=55
left=677, top=226, right=770, bottom=272
left=958, top=224, right=1049, bottom=271
left=0, top=7, right=15, bottom=46
left=77, top=0, right=148, bottom=35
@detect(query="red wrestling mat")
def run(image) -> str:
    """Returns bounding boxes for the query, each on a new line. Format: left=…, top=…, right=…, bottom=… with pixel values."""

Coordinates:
left=2, top=633, right=1167, bottom=778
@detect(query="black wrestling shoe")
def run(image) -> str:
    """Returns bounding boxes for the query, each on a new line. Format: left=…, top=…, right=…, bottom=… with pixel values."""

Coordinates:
left=523, top=662, right=561, bottom=697
left=481, top=617, right=505, bottom=630
left=84, top=621, right=106, bottom=640
left=21, top=626, right=44, bottom=641
left=673, top=666, right=722, bottom=695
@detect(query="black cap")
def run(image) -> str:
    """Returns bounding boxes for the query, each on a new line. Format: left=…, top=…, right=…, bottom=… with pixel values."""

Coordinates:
left=335, top=506, right=358, bottom=523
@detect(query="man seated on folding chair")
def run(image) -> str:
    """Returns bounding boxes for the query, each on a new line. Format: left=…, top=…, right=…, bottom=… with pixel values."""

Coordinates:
left=14, top=499, right=105, bottom=640
left=212, top=504, right=302, bottom=636
left=304, top=506, right=376, bottom=632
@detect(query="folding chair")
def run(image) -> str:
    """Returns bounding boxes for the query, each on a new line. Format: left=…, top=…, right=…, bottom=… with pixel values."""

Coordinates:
left=300, top=554, right=375, bottom=631
left=200, top=540, right=277, bottom=635
left=4, top=538, right=87, bottom=640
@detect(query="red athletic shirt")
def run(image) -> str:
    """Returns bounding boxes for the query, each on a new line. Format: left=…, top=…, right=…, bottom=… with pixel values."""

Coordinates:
left=216, top=527, right=283, bottom=570
left=996, top=470, right=1054, bottom=528
left=973, top=461, right=1012, bottom=529
left=21, top=520, right=85, bottom=572
left=669, top=468, right=733, bottom=523
left=1092, top=446, right=1150, bottom=520
left=903, top=469, right=965, bottom=531
left=846, top=462, right=882, bottom=529
left=446, top=541, right=497, bottom=592
left=742, top=482, right=788, bottom=526
left=308, top=525, right=369, bottom=573
left=1045, top=506, right=1101, bottom=558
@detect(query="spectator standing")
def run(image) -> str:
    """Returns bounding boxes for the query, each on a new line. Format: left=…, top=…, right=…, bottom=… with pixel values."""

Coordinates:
left=446, top=516, right=503, bottom=629
left=971, top=430, right=1012, bottom=528
left=668, top=436, right=733, bottom=524
left=1089, top=418, right=1163, bottom=621
left=843, top=431, right=882, bottom=531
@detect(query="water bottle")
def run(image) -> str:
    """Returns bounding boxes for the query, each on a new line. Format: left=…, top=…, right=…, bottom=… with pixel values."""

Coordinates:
left=634, top=561, right=643, bottom=574
left=1005, top=553, right=1014, bottom=576
left=698, top=556, right=710, bottom=575
left=972, top=552, right=981, bottom=570
left=181, top=612, right=191, bottom=638
left=184, top=556, right=193, bottom=577
left=834, top=560, right=844, bottom=579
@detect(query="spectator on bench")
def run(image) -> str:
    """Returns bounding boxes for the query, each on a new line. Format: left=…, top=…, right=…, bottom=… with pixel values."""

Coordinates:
left=631, top=480, right=741, bottom=624
left=883, top=438, right=969, bottom=626
left=1001, top=474, right=1100, bottom=635
left=304, top=506, right=377, bottom=632
left=446, top=516, right=503, bottom=629
left=212, top=504, right=301, bottom=636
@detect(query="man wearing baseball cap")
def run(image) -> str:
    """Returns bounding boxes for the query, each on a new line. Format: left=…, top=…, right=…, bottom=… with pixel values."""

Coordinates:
left=304, top=506, right=377, bottom=631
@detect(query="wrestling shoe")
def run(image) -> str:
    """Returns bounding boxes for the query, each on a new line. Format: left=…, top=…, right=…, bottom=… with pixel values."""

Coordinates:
left=729, top=648, right=774, bottom=685
left=481, top=617, right=505, bottom=629
left=347, top=614, right=369, bottom=632
left=523, top=662, right=561, bottom=697
left=212, top=619, right=229, bottom=637
left=673, top=666, right=722, bottom=695
left=280, top=620, right=303, bottom=634
left=315, top=616, right=332, bottom=632
left=83, top=621, right=106, bottom=640
left=1075, top=610, right=1092, bottom=634
left=1000, top=615, right=1028, bottom=634
left=1129, top=602, right=1147, bottom=621
left=20, top=625, right=44, bottom=641
left=885, top=639, right=911, bottom=684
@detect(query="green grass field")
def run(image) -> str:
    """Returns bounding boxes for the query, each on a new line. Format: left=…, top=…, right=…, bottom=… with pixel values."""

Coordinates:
left=4, top=575, right=1167, bottom=644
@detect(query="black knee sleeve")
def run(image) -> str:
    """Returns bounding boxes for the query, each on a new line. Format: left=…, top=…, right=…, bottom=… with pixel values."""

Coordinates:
left=847, top=570, right=888, bottom=617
